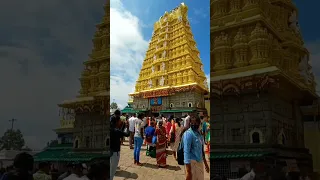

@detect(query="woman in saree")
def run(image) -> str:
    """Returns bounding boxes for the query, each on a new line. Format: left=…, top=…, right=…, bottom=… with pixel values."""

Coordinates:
left=155, top=120, right=167, bottom=167
left=170, top=117, right=183, bottom=160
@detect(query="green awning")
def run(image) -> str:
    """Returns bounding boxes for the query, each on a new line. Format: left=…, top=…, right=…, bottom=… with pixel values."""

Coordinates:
left=121, top=107, right=134, bottom=113
left=121, top=106, right=147, bottom=114
left=34, top=149, right=110, bottom=162
left=210, top=151, right=272, bottom=159
left=160, top=109, right=194, bottom=113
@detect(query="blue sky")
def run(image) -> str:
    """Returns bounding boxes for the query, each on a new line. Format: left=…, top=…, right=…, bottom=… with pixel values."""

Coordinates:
left=110, top=0, right=210, bottom=108
left=293, top=1, right=320, bottom=92
left=122, top=0, right=210, bottom=74
left=294, top=1, right=320, bottom=42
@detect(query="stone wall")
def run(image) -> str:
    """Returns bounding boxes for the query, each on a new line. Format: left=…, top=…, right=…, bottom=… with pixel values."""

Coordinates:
left=211, top=93, right=305, bottom=148
left=133, top=91, right=205, bottom=110
left=73, top=113, right=109, bottom=150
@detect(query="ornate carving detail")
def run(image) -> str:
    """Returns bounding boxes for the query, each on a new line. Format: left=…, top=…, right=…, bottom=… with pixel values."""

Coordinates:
left=249, top=23, right=272, bottom=65
left=213, top=32, right=232, bottom=70
left=230, top=0, right=241, bottom=13
left=299, top=55, right=313, bottom=84
left=288, top=11, right=300, bottom=34
left=148, top=79, right=153, bottom=88
left=160, top=76, right=165, bottom=86
left=151, top=66, right=155, bottom=73
left=161, top=62, right=166, bottom=71
left=232, top=28, right=248, bottom=67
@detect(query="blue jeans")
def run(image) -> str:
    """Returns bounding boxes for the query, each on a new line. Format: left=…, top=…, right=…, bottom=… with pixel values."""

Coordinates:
left=110, top=151, right=120, bottom=180
left=134, top=136, right=143, bottom=162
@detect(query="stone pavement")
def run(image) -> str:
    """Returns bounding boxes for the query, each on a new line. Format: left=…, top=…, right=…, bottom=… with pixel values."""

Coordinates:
left=114, top=140, right=210, bottom=180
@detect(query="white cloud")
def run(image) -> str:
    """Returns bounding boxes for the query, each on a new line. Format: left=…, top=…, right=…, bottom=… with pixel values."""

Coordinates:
left=110, top=0, right=149, bottom=109
left=206, top=73, right=210, bottom=90
left=306, top=41, right=320, bottom=93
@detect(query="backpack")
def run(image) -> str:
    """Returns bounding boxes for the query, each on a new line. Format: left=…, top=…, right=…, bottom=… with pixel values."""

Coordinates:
left=177, top=139, right=184, bottom=165
left=177, top=130, right=196, bottom=165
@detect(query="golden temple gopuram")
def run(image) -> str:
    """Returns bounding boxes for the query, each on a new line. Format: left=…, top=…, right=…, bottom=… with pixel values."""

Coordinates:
left=210, top=0, right=317, bottom=178
left=34, top=1, right=109, bottom=164
left=129, top=3, right=208, bottom=116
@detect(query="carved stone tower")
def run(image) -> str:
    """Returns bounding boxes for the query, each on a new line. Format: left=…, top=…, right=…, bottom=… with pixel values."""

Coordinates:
left=211, top=0, right=317, bottom=178
left=130, top=3, right=208, bottom=116
left=58, top=1, right=109, bottom=152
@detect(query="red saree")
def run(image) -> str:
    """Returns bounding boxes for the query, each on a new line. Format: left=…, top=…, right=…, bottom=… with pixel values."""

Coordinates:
left=156, top=126, right=167, bottom=167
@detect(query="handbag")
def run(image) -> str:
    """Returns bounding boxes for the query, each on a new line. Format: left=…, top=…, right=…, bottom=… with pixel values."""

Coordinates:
left=177, top=130, right=196, bottom=165
left=177, top=138, right=184, bottom=165
left=122, top=126, right=130, bottom=137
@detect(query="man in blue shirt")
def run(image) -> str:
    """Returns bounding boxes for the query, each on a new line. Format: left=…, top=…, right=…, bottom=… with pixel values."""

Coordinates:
left=183, top=116, right=209, bottom=180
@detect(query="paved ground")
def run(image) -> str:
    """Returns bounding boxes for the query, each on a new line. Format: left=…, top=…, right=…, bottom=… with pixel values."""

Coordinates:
left=114, top=139, right=210, bottom=180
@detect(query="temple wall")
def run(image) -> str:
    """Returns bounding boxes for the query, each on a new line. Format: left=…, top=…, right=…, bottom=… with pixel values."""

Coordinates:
left=73, top=113, right=109, bottom=150
left=133, top=91, right=205, bottom=111
left=211, top=93, right=304, bottom=148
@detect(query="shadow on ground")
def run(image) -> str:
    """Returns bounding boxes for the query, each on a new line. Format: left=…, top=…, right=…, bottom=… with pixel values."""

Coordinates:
left=115, top=170, right=138, bottom=179
left=143, top=162, right=181, bottom=171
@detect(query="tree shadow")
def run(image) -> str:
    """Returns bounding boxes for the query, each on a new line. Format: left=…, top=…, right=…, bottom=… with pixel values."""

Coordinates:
left=115, top=170, right=138, bottom=179
left=143, top=162, right=159, bottom=169
left=143, top=162, right=181, bottom=171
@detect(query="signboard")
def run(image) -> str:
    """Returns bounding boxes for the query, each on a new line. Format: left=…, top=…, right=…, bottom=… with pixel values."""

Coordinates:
left=143, top=90, right=171, bottom=98
left=150, top=97, right=162, bottom=105
left=151, top=105, right=162, bottom=112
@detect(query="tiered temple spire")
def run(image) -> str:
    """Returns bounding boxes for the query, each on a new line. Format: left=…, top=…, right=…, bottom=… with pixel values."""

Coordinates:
left=131, top=3, right=208, bottom=96
left=58, top=2, right=109, bottom=128
left=211, top=0, right=315, bottom=92
left=78, top=3, right=108, bottom=98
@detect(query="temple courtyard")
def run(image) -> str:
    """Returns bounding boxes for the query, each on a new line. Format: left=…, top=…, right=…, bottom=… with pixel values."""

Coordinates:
left=114, top=140, right=210, bottom=180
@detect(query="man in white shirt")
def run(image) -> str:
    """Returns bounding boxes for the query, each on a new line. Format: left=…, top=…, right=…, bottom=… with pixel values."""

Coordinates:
left=64, top=163, right=84, bottom=180
left=133, top=113, right=145, bottom=165
left=33, top=162, right=52, bottom=180
left=128, top=114, right=137, bottom=149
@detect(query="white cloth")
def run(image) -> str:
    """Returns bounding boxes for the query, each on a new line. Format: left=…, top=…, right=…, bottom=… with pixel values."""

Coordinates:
left=143, top=117, right=147, bottom=126
left=128, top=117, right=137, bottom=132
left=110, top=151, right=121, bottom=180
left=81, top=175, right=90, bottom=180
left=134, top=118, right=143, bottom=137
left=63, top=174, right=82, bottom=180
left=240, top=169, right=255, bottom=180
left=33, top=171, right=52, bottom=180
left=184, top=115, right=190, bottom=129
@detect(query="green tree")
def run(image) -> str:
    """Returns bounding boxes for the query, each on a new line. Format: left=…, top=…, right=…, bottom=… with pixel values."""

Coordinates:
left=110, top=102, right=118, bottom=109
left=0, top=129, right=25, bottom=150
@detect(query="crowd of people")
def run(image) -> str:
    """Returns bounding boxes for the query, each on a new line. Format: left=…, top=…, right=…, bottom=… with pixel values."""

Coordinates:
left=0, top=152, right=109, bottom=180
left=109, top=110, right=210, bottom=180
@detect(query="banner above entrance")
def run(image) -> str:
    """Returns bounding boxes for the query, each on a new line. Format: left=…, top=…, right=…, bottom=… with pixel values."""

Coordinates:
left=150, top=97, right=162, bottom=105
